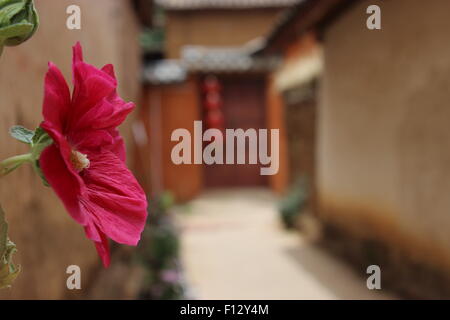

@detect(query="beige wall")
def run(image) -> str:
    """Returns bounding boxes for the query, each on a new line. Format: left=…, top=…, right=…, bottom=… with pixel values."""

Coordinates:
left=166, top=8, right=283, bottom=58
left=0, top=0, right=140, bottom=299
left=318, top=0, right=450, bottom=273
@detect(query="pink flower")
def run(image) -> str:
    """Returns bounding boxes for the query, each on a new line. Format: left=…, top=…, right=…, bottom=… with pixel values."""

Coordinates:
left=38, top=42, right=148, bottom=267
left=161, top=269, right=181, bottom=284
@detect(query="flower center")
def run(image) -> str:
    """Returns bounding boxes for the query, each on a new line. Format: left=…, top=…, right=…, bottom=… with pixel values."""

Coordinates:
left=70, top=150, right=90, bottom=172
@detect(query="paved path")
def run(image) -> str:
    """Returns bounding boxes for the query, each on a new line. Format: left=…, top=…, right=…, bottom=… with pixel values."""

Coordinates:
left=176, top=189, right=394, bottom=300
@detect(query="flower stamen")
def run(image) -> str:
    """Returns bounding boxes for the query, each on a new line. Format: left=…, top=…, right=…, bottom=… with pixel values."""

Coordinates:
left=70, top=150, right=90, bottom=172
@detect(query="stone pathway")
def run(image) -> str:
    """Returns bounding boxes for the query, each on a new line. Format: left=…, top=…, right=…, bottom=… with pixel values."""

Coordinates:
left=176, top=189, right=394, bottom=300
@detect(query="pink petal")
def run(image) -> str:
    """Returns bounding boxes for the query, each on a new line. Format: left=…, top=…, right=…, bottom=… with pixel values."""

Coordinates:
left=41, top=121, right=86, bottom=183
left=70, top=128, right=115, bottom=150
left=84, top=218, right=101, bottom=242
left=70, top=65, right=116, bottom=128
left=101, top=64, right=117, bottom=82
left=80, top=150, right=148, bottom=246
left=69, top=128, right=127, bottom=163
left=108, top=128, right=126, bottom=162
left=84, top=222, right=110, bottom=267
left=39, top=144, right=86, bottom=225
left=75, top=96, right=135, bottom=131
left=94, top=231, right=111, bottom=268
left=69, top=43, right=131, bottom=133
left=42, top=62, right=71, bottom=131
left=72, top=42, right=83, bottom=65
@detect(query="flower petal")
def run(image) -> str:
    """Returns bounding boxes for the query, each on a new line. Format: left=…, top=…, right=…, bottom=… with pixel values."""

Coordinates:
left=42, top=62, right=71, bottom=131
left=108, top=128, right=126, bottom=162
left=80, top=150, right=148, bottom=246
left=84, top=222, right=110, bottom=267
left=72, top=41, right=83, bottom=65
left=101, top=64, right=117, bottom=82
left=70, top=128, right=115, bottom=150
left=70, top=44, right=117, bottom=131
left=94, top=231, right=111, bottom=268
left=39, top=144, right=86, bottom=225
left=70, top=65, right=116, bottom=127
left=41, top=120, right=86, bottom=183
left=75, top=95, right=135, bottom=131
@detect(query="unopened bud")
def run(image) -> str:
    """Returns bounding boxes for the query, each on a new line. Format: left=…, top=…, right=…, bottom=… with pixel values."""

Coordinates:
left=0, top=0, right=39, bottom=56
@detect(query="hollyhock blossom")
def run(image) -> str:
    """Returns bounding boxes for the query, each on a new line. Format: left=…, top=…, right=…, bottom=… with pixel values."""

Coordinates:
left=38, top=42, right=148, bottom=267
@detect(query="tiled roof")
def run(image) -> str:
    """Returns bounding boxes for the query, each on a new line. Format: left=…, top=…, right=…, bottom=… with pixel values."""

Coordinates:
left=181, top=44, right=279, bottom=73
left=143, top=40, right=281, bottom=84
left=155, top=0, right=300, bottom=10
left=143, top=60, right=187, bottom=85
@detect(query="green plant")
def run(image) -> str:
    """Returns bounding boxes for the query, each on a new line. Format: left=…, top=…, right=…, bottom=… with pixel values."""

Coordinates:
left=278, top=176, right=309, bottom=229
left=135, top=191, right=186, bottom=300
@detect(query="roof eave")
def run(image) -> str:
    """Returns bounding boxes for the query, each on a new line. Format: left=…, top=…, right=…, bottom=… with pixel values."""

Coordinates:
left=259, top=0, right=359, bottom=55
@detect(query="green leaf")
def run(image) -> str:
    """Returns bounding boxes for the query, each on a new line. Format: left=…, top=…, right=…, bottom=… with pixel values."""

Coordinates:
left=5, top=125, right=53, bottom=186
left=9, top=125, right=34, bottom=144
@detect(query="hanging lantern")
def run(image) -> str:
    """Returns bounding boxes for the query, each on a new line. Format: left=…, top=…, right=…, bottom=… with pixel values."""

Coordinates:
left=202, top=75, right=225, bottom=132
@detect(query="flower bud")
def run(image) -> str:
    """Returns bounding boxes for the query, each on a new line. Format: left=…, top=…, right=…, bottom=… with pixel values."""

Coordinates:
left=0, top=0, right=39, bottom=56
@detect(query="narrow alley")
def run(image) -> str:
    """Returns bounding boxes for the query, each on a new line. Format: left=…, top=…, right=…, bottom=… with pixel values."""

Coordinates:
left=176, top=189, right=393, bottom=300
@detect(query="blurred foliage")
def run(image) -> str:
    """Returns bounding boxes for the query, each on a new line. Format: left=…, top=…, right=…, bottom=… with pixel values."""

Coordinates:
left=140, top=6, right=166, bottom=54
left=135, top=191, right=186, bottom=300
left=140, top=27, right=164, bottom=54
left=278, top=176, right=309, bottom=229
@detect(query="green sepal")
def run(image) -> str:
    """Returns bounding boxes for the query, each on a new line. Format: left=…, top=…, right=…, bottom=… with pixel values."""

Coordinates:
left=30, top=127, right=52, bottom=187
left=31, top=126, right=51, bottom=146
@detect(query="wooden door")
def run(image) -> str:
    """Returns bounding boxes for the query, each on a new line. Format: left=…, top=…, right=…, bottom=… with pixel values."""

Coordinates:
left=204, top=75, right=268, bottom=188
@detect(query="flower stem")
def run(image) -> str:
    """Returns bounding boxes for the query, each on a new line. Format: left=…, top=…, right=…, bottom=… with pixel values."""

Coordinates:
left=0, top=154, right=32, bottom=178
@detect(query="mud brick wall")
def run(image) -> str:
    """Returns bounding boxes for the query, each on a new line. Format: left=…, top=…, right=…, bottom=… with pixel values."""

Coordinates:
left=318, top=0, right=450, bottom=296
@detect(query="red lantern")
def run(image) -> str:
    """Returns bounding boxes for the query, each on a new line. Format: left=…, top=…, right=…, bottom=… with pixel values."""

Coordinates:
left=205, top=92, right=222, bottom=110
left=202, top=75, right=221, bottom=93
left=206, top=109, right=225, bottom=129
left=203, top=75, right=224, bottom=131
